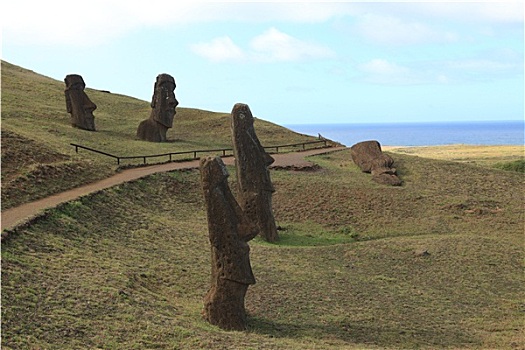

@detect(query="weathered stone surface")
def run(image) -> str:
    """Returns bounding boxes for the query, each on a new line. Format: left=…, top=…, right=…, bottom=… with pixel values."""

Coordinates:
left=351, top=140, right=402, bottom=186
left=351, top=140, right=391, bottom=172
left=200, top=156, right=257, bottom=331
left=64, top=74, right=97, bottom=131
left=231, top=103, right=279, bottom=242
left=372, top=172, right=403, bottom=186
left=137, top=73, right=178, bottom=142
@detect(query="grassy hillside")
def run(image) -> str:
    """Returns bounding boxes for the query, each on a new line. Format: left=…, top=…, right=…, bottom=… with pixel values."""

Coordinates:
left=2, top=60, right=524, bottom=349
left=2, top=150, right=523, bottom=349
left=1, top=60, right=318, bottom=209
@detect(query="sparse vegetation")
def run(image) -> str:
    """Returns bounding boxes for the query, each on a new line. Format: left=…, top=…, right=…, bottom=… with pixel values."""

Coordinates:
left=493, top=159, right=525, bottom=173
left=386, top=144, right=524, bottom=167
left=2, top=60, right=524, bottom=349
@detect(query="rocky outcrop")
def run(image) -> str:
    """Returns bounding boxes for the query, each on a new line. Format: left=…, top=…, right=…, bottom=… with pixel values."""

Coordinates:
left=351, top=140, right=402, bottom=186
left=200, top=156, right=258, bottom=331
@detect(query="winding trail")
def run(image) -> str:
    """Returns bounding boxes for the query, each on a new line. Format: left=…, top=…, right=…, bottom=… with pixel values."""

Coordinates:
left=1, top=147, right=346, bottom=232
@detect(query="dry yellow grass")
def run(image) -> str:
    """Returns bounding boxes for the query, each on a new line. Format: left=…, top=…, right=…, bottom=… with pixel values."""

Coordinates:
left=384, top=144, right=524, bottom=166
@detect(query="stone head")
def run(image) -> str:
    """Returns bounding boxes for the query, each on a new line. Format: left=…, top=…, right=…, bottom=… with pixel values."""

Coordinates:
left=231, top=103, right=255, bottom=136
left=151, top=73, right=178, bottom=128
left=200, top=156, right=230, bottom=190
left=64, top=74, right=97, bottom=130
left=231, top=103, right=274, bottom=167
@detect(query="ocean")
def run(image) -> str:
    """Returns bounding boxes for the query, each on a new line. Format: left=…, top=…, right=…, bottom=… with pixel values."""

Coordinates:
left=285, top=120, right=524, bottom=147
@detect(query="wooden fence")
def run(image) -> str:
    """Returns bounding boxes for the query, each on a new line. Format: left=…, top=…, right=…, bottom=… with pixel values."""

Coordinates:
left=71, top=140, right=329, bottom=165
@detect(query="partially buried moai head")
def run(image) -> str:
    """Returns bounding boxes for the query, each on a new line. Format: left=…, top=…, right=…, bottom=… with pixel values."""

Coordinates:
left=64, top=74, right=97, bottom=131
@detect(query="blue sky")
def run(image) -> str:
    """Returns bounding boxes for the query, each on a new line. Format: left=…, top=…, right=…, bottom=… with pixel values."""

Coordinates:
left=2, top=1, right=523, bottom=125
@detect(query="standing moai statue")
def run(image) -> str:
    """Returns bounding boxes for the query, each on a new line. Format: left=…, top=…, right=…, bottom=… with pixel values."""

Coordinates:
left=231, top=103, right=279, bottom=242
left=137, top=73, right=178, bottom=142
left=200, top=156, right=258, bottom=331
left=64, top=74, right=97, bottom=131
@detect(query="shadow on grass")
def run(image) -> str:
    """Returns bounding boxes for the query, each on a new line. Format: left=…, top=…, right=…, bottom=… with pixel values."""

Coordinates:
left=248, top=315, right=479, bottom=349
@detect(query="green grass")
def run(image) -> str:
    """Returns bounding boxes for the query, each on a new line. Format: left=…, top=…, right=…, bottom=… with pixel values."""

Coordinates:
left=2, top=60, right=524, bottom=349
left=1, top=61, right=315, bottom=156
left=493, top=159, right=525, bottom=173
left=256, top=221, right=359, bottom=247
left=1, top=60, right=318, bottom=209
left=3, top=151, right=523, bottom=349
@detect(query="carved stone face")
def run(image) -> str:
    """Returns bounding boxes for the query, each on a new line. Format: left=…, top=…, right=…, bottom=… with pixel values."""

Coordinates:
left=64, top=74, right=97, bottom=131
left=231, top=103, right=275, bottom=191
left=200, top=156, right=229, bottom=190
left=151, top=74, right=178, bottom=128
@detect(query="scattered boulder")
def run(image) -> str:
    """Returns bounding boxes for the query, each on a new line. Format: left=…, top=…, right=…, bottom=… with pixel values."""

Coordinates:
left=372, top=172, right=403, bottom=186
left=64, top=74, right=97, bottom=131
left=137, top=73, right=178, bottom=142
left=414, top=249, right=431, bottom=257
left=351, top=140, right=402, bottom=186
left=200, top=156, right=258, bottom=331
left=231, top=103, right=279, bottom=242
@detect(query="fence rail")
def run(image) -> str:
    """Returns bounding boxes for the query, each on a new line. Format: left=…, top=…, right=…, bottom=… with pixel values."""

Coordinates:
left=71, top=140, right=329, bottom=165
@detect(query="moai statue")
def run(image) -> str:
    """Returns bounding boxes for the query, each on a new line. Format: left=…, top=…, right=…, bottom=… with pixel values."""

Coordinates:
left=137, top=73, right=178, bottom=142
left=200, top=156, right=258, bottom=331
left=231, top=103, right=279, bottom=242
left=64, top=74, right=97, bottom=131
left=350, top=140, right=402, bottom=186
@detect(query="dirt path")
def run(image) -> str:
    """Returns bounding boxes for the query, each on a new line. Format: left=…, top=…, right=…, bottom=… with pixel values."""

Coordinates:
left=1, top=147, right=346, bottom=232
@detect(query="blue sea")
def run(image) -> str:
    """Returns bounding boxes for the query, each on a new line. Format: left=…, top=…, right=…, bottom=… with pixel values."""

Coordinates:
left=286, top=120, right=524, bottom=147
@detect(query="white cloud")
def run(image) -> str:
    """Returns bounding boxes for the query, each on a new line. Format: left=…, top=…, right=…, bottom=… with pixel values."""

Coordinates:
left=1, top=2, right=356, bottom=47
left=250, top=27, right=335, bottom=62
left=358, top=52, right=523, bottom=86
left=355, top=14, right=458, bottom=46
left=360, top=59, right=409, bottom=75
left=358, top=59, right=418, bottom=84
left=447, top=59, right=516, bottom=72
left=344, top=2, right=522, bottom=46
left=2, top=0, right=142, bottom=46
left=191, top=37, right=246, bottom=63
left=2, top=1, right=522, bottom=47
left=191, top=28, right=335, bottom=63
left=409, top=2, right=524, bottom=24
left=442, top=56, right=523, bottom=82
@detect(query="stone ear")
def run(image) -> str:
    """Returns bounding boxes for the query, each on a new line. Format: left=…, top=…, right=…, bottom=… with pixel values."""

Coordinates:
left=65, top=92, right=72, bottom=113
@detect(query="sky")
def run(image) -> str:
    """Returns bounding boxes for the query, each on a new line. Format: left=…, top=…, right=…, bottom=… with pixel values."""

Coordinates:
left=1, top=1, right=524, bottom=125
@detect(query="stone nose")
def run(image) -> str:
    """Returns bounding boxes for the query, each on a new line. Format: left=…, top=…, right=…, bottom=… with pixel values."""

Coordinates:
left=84, top=98, right=97, bottom=111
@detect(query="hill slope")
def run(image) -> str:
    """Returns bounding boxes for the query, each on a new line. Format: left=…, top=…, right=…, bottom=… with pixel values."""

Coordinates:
left=1, top=60, right=317, bottom=209
left=1, top=60, right=523, bottom=350
left=2, top=149, right=523, bottom=349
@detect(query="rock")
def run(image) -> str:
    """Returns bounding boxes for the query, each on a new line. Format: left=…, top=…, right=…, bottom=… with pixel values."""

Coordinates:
left=64, top=74, right=97, bottom=131
left=372, top=173, right=403, bottom=186
left=231, top=103, right=279, bottom=242
left=414, top=249, right=431, bottom=257
left=200, top=156, right=257, bottom=331
left=351, top=140, right=392, bottom=172
left=351, top=140, right=402, bottom=186
left=137, top=74, right=178, bottom=142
